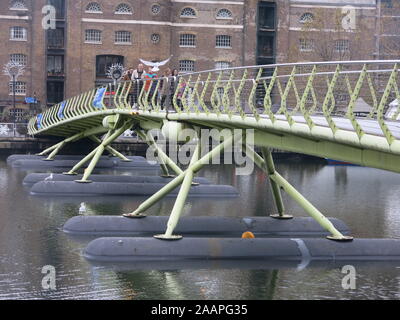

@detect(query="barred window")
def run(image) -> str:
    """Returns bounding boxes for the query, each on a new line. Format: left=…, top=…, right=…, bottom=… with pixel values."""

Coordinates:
left=115, top=3, right=132, bottom=14
left=216, top=8, right=232, bottom=19
left=334, top=39, right=349, bottom=52
left=216, top=35, right=231, bottom=48
left=9, top=81, right=26, bottom=95
left=151, top=33, right=160, bottom=44
left=10, top=0, right=27, bottom=10
left=10, top=53, right=27, bottom=66
left=215, top=61, right=231, bottom=70
left=85, top=29, right=102, bottom=43
left=300, top=12, right=314, bottom=23
left=9, top=108, right=25, bottom=121
left=180, top=7, right=196, bottom=17
left=115, top=31, right=132, bottom=44
left=86, top=2, right=102, bottom=13
left=10, top=26, right=27, bottom=40
left=299, top=38, right=314, bottom=52
left=179, top=34, right=196, bottom=47
left=335, top=93, right=350, bottom=104
left=179, top=60, right=195, bottom=73
left=151, top=4, right=161, bottom=15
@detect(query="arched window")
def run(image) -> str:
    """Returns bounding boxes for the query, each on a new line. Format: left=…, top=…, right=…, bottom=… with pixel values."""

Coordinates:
left=115, top=3, right=133, bottom=14
left=216, top=8, right=232, bottom=19
left=300, top=12, right=314, bottom=23
left=10, top=0, right=27, bottom=10
left=180, top=7, right=196, bottom=18
left=85, top=2, right=102, bottom=13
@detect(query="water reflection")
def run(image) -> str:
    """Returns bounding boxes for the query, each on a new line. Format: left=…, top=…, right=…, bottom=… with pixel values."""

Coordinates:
left=1, top=157, right=400, bottom=299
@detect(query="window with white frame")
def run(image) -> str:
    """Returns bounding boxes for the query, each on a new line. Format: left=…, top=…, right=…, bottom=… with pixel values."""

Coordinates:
left=10, top=26, right=27, bottom=41
left=10, top=53, right=27, bottom=66
left=215, top=61, right=231, bottom=70
left=180, top=7, right=196, bottom=18
left=216, top=8, right=232, bottom=19
left=334, top=39, right=350, bottom=52
left=115, top=31, right=132, bottom=44
left=300, top=12, right=314, bottom=24
left=115, top=3, right=133, bottom=14
left=299, top=38, right=314, bottom=52
left=216, top=35, right=231, bottom=48
left=85, top=29, right=102, bottom=43
left=85, top=2, right=102, bottom=13
left=10, top=0, right=27, bottom=10
left=179, top=34, right=196, bottom=47
left=9, top=81, right=26, bottom=95
left=179, top=60, right=195, bottom=73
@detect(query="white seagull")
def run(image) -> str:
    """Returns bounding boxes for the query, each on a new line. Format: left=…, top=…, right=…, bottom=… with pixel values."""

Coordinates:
left=139, top=55, right=173, bottom=72
left=79, top=202, right=87, bottom=215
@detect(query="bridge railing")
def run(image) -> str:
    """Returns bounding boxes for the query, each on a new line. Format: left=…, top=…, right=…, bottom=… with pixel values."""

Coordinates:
left=0, top=123, right=29, bottom=138
left=29, top=60, right=400, bottom=145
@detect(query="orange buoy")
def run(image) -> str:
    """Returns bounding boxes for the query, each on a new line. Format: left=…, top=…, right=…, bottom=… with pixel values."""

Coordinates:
left=241, top=231, right=255, bottom=239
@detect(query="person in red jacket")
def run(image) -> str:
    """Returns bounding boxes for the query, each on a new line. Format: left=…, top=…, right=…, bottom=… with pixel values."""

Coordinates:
left=143, top=67, right=158, bottom=108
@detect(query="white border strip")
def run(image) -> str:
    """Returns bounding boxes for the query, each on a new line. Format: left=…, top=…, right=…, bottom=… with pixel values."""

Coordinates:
left=290, top=4, right=376, bottom=10
left=82, top=18, right=243, bottom=29
left=171, top=0, right=244, bottom=4
left=0, top=15, right=29, bottom=20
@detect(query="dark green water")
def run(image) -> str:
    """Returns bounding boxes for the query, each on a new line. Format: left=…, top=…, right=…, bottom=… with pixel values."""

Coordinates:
left=1, top=157, right=400, bottom=300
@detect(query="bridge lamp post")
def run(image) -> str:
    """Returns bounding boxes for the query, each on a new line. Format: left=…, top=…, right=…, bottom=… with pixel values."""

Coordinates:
left=3, top=61, right=25, bottom=136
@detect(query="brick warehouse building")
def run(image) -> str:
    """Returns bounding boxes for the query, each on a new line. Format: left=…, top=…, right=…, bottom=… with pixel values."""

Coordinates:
left=0, top=0, right=398, bottom=121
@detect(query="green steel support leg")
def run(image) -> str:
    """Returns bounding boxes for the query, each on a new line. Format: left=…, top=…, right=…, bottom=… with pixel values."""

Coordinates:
left=158, top=158, right=171, bottom=177
left=123, top=131, right=240, bottom=219
left=137, top=130, right=184, bottom=177
left=37, top=126, right=109, bottom=158
left=36, top=143, right=60, bottom=156
left=154, top=142, right=200, bottom=240
left=44, top=141, right=67, bottom=161
left=88, top=135, right=131, bottom=162
left=260, top=147, right=293, bottom=219
left=63, top=131, right=113, bottom=176
left=75, top=121, right=133, bottom=183
left=244, top=144, right=352, bottom=241
left=38, top=131, right=85, bottom=158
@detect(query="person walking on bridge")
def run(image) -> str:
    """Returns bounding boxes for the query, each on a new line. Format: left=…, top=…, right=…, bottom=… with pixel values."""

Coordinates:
left=143, top=67, right=158, bottom=108
left=131, top=63, right=145, bottom=107
left=159, top=68, right=172, bottom=111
